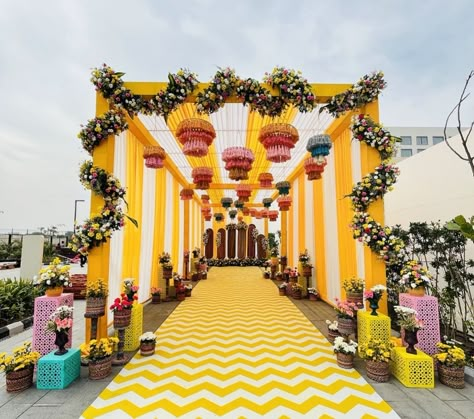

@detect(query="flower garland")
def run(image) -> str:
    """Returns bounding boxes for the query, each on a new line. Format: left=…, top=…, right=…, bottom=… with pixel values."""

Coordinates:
left=196, top=67, right=239, bottom=114
left=202, top=231, right=209, bottom=246
left=216, top=231, right=222, bottom=248
left=351, top=114, right=400, bottom=161
left=236, top=221, right=248, bottom=230
left=78, top=110, right=128, bottom=154
left=320, top=71, right=386, bottom=118
left=251, top=228, right=259, bottom=241
left=347, top=163, right=400, bottom=211
left=80, top=161, right=126, bottom=205
left=236, top=77, right=284, bottom=117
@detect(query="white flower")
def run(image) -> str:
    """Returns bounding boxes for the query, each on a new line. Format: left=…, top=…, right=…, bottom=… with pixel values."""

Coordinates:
left=46, top=280, right=51, bottom=285
left=139, top=332, right=157, bottom=343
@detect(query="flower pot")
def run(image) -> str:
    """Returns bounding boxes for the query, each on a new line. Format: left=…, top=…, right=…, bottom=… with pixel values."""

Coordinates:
left=45, top=286, right=63, bottom=297
left=408, top=286, right=425, bottom=297
left=5, top=366, right=34, bottom=392
left=279, top=288, right=286, bottom=296
left=185, top=289, right=192, bottom=297
left=292, top=289, right=302, bottom=300
left=54, top=330, right=69, bottom=355
left=140, top=341, right=156, bottom=357
left=177, top=292, right=185, bottom=301
left=336, top=352, right=354, bottom=369
left=366, top=360, right=390, bottom=382
left=438, top=364, right=465, bottom=389
left=368, top=299, right=380, bottom=316
left=346, top=292, right=363, bottom=308
left=88, top=356, right=112, bottom=380
left=403, top=329, right=418, bottom=354
left=151, top=295, right=161, bottom=304
left=113, top=309, right=132, bottom=329
left=85, top=297, right=106, bottom=316
left=327, top=328, right=341, bottom=344
left=309, top=293, right=318, bottom=301
left=337, top=317, right=355, bottom=336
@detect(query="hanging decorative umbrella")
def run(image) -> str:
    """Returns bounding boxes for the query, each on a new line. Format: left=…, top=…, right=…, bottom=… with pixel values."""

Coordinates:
left=261, top=209, right=269, bottom=218
left=275, top=181, right=291, bottom=196
left=192, top=167, right=213, bottom=190
left=255, top=210, right=262, bottom=219
left=258, top=172, right=274, bottom=188
left=306, top=134, right=332, bottom=158
left=249, top=208, right=257, bottom=217
left=214, top=212, right=224, bottom=222
left=269, top=210, right=279, bottom=221
left=143, top=146, right=166, bottom=169
left=176, top=118, right=216, bottom=157
left=201, top=206, right=212, bottom=221
left=222, top=147, right=254, bottom=181
left=220, top=197, right=233, bottom=209
left=259, top=123, right=299, bottom=163
left=262, top=198, right=273, bottom=208
left=234, top=200, right=244, bottom=210
left=277, top=195, right=292, bottom=211
left=242, top=207, right=250, bottom=216
left=201, top=194, right=210, bottom=205
left=229, top=210, right=237, bottom=220
left=180, top=189, right=194, bottom=200
left=304, top=157, right=328, bottom=180
left=235, top=184, right=252, bottom=202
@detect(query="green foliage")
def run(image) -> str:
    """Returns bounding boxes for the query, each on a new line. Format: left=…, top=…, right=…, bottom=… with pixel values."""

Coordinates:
left=0, top=278, right=41, bottom=325
left=0, top=240, right=22, bottom=260
left=446, top=215, right=474, bottom=241
left=268, top=232, right=279, bottom=252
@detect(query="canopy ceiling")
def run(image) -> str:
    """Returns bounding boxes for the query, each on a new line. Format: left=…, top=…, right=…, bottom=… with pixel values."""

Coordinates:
left=140, top=104, right=334, bottom=208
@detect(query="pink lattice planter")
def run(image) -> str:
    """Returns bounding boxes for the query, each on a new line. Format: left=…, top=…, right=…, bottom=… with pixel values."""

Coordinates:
left=32, top=294, right=74, bottom=356
left=399, top=293, right=440, bottom=356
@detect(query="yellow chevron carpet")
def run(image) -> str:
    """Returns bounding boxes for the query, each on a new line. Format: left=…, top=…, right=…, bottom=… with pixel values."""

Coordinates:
left=82, top=267, right=399, bottom=419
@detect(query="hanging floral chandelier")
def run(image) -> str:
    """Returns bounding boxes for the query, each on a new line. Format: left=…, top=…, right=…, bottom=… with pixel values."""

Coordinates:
left=250, top=208, right=257, bottom=217
left=236, top=184, right=252, bottom=202
left=221, top=197, right=233, bottom=209
left=262, top=198, right=273, bottom=208
left=277, top=195, right=292, bottom=211
left=201, top=194, right=210, bottom=204
left=304, top=157, right=328, bottom=180
left=269, top=210, right=279, bottom=221
left=242, top=207, right=250, bottom=216
left=258, top=172, right=274, bottom=188
left=259, top=123, right=299, bottom=163
left=234, top=200, right=244, bottom=210
left=214, top=212, right=224, bottom=222
left=180, top=189, right=194, bottom=200
left=261, top=209, right=269, bottom=218
left=176, top=118, right=216, bottom=157
left=143, top=146, right=166, bottom=169
left=201, top=206, right=212, bottom=221
left=275, top=181, right=291, bottom=196
left=192, top=167, right=213, bottom=190
left=229, top=209, right=237, bottom=219
left=306, top=134, right=332, bottom=158
left=255, top=210, right=262, bottom=219
left=222, top=147, right=254, bottom=181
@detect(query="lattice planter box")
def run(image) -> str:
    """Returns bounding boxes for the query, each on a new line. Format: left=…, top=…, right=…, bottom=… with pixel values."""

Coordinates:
left=357, top=311, right=391, bottom=356
left=115, top=303, right=143, bottom=351
left=37, top=348, right=81, bottom=389
left=390, top=346, right=434, bottom=388
left=32, top=294, right=74, bottom=356
left=399, top=293, right=440, bottom=356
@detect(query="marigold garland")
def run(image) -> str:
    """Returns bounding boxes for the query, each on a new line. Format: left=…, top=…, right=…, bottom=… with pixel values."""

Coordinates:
left=79, top=161, right=126, bottom=205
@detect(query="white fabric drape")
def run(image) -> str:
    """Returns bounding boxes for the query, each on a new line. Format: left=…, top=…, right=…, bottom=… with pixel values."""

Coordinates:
left=163, top=170, right=173, bottom=252
left=292, top=181, right=299, bottom=264
left=351, top=139, right=365, bottom=280
left=304, top=177, right=315, bottom=287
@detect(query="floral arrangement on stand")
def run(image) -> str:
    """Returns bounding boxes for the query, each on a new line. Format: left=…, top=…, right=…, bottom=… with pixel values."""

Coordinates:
left=394, top=306, right=423, bottom=332
left=86, top=277, right=108, bottom=299
left=0, top=341, right=40, bottom=375
left=150, top=287, right=161, bottom=297
left=435, top=341, right=466, bottom=368
left=342, top=277, right=365, bottom=294
left=333, top=336, right=358, bottom=368
left=307, top=288, right=319, bottom=300
left=207, top=258, right=268, bottom=267
left=399, top=260, right=432, bottom=293
left=334, top=298, right=359, bottom=336
left=159, top=252, right=173, bottom=269
left=363, top=284, right=387, bottom=316
left=270, top=247, right=279, bottom=258
left=359, top=338, right=394, bottom=363
left=351, top=114, right=401, bottom=161
left=298, top=249, right=310, bottom=266
left=139, top=332, right=157, bottom=356
left=123, top=279, right=139, bottom=303
left=320, top=71, right=386, bottom=118
left=36, top=258, right=72, bottom=295
left=80, top=337, right=119, bottom=362
left=46, top=305, right=74, bottom=334
left=110, top=294, right=134, bottom=312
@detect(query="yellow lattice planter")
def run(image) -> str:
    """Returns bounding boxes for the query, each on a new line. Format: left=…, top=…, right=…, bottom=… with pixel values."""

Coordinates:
left=390, top=346, right=434, bottom=388
left=357, top=310, right=391, bottom=355
left=115, top=303, right=143, bottom=351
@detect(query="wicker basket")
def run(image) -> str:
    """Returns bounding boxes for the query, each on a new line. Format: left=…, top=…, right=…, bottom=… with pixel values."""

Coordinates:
left=292, top=290, right=302, bottom=300
left=279, top=289, right=286, bottom=296
left=438, top=364, right=465, bottom=389
left=337, top=317, right=355, bottom=336
left=366, top=360, right=390, bottom=382
left=85, top=297, right=106, bottom=317
left=346, top=292, right=363, bottom=308
left=177, top=292, right=186, bottom=301
left=113, top=309, right=132, bottom=329
left=151, top=295, right=161, bottom=304
left=140, top=342, right=156, bottom=357
left=336, top=352, right=354, bottom=369
left=88, top=357, right=112, bottom=380
left=5, top=367, right=34, bottom=392
left=327, top=328, right=341, bottom=344
left=163, top=267, right=173, bottom=279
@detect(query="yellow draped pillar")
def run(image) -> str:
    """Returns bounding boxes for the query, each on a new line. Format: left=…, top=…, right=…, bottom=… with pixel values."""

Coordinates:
left=172, top=179, right=180, bottom=270
left=313, top=179, right=327, bottom=301
left=297, top=174, right=305, bottom=255
left=151, top=169, right=166, bottom=290
left=280, top=211, right=288, bottom=263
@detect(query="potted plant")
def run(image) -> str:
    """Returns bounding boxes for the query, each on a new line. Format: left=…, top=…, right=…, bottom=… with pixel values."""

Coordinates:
left=434, top=340, right=466, bottom=388
left=334, top=298, right=359, bottom=336
left=270, top=247, right=279, bottom=264
left=399, top=259, right=432, bottom=296
left=278, top=282, right=287, bottom=296
left=359, top=338, right=394, bottom=382
left=123, top=278, right=139, bottom=303
left=325, top=320, right=341, bottom=343
left=139, top=332, right=157, bottom=357
left=363, top=284, right=387, bottom=316
left=291, top=282, right=303, bottom=300
left=184, top=283, right=193, bottom=297
left=46, top=305, right=74, bottom=355
left=333, top=336, right=358, bottom=369
left=159, top=252, right=173, bottom=279
left=80, top=337, right=119, bottom=380
left=394, top=305, right=424, bottom=354
left=110, top=294, right=133, bottom=329
left=150, top=287, right=162, bottom=304
left=0, top=341, right=40, bottom=392
left=35, top=257, right=72, bottom=297
left=307, top=288, right=320, bottom=301
left=342, top=277, right=365, bottom=308
left=85, top=277, right=108, bottom=316
left=299, top=250, right=313, bottom=277
left=176, top=283, right=186, bottom=301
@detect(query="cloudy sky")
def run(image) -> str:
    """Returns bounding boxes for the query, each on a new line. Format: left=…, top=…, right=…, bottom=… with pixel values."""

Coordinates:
left=0, top=0, right=472, bottom=232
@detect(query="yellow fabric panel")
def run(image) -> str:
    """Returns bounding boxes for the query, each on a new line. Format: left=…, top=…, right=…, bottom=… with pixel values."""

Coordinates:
left=122, top=132, right=144, bottom=285
left=280, top=211, right=288, bottom=262
left=297, top=173, right=305, bottom=256
left=287, top=187, right=294, bottom=266
left=333, top=127, right=357, bottom=295
left=313, top=179, right=328, bottom=301
left=264, top=218, right=268, bottom=237
left=172, top=178, right=180, bottom=269
left=87, top=94, right=113, bottom=341
left=360, top=101, right=387, bottom=314
left=184, top=200, right=190, bottom=255
left=151, top=168, right=166, bottom=289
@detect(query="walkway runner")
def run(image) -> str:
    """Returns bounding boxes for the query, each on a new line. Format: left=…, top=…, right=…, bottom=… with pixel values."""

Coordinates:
left=82, top=267, right=399, bottom=418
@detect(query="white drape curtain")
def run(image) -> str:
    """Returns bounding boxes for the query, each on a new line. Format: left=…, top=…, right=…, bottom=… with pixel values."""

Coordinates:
left=351, top=139, right=365, bottom=280
left=292, top=181, right=299, bottom=264
left=304, top=177, right=315, bottom=287
left=163, top=170, right=173, bottom=253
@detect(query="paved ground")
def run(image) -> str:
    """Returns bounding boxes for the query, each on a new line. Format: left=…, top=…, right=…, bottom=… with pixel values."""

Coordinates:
left=0, top=267, right=474, bottom=418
